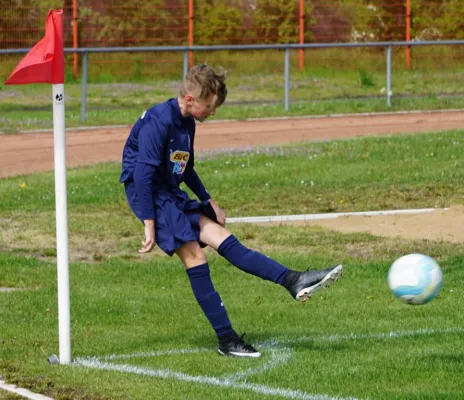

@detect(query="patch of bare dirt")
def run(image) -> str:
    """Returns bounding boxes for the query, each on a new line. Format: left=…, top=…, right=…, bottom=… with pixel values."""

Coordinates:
left=266, top=205, right=464, bottom=243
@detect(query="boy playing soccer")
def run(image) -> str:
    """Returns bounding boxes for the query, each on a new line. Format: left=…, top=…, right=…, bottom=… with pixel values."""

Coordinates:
left=120, top=64, right=342, bottom=358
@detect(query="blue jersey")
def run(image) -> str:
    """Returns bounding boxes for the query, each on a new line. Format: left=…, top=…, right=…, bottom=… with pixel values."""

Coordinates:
left=120, top=98, right=216, bottom=256
left=120, top=98, right=196, bottom=190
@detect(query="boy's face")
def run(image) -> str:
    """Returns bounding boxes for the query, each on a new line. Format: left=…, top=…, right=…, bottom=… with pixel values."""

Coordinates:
left=188, top=94, right=218, bottom=122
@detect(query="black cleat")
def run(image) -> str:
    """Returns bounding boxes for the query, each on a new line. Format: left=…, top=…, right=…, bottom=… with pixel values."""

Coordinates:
left=285, top=264, right=343, bottom=302
left=218, top=333, right=261, bottom=358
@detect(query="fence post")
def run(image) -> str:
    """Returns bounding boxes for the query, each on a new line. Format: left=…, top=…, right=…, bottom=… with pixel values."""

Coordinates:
left=284, top=47, right=290, bottom=111
left=80, top=51, right=88, bottom=122
left=183, top=50, right=189, bottom=78
left=73, top=0, right=78, bottom=80
left=406, top=0, right=411, bottom=70
left=387, top=44, right=392, bottom=108
left=188, top=0, right=194, bottom=68
left=299, top=0, right=304, bottom=71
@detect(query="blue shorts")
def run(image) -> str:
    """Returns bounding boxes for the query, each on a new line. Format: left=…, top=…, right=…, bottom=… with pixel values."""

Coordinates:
left=124, top=182, right=217, bottom=256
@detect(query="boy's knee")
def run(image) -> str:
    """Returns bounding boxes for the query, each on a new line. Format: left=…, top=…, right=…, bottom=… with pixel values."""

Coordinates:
left=176, top=241, right=207, bottom=268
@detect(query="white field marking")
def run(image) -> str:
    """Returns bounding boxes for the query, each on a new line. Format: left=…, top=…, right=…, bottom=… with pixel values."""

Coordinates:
left=221, top=348, right=293, bottom=382
left=0, top=379, right=54, bottom=400
left=76, top=348, right=292, bottom=384
left=258, top=327, right=464, bottom=348
left=74, top=358, right=360, bottom=400
left=100, top=347, right=210, bottom=361
left=0, top=287, right=25, bottom=292
left=73, top=327, right=462, bottom=400
left=226, top=208, right=449, bottom=224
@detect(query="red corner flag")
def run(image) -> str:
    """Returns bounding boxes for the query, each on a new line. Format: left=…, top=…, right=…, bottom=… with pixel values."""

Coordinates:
left=5, top=9, right=64, bottom=85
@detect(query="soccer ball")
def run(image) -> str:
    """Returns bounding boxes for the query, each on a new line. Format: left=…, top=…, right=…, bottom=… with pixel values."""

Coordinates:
left=387, top=254, right=443, bottom=305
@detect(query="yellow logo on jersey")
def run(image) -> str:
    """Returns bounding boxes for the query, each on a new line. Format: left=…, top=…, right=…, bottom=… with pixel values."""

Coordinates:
left=170, top=151, right=189, bottom=174
left=170, top=151, right=190, bottom=162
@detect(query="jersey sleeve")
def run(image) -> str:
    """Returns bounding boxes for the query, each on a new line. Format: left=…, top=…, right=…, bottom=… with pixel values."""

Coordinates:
left=183, top=124, right=210, bottom=201
left=133, top=162, right=157, bottom=220
left=188, top=121, right=196, bottom=167
left=137, top=117, right=170, bottom=166
left=183, top=167, right=211, bottom=201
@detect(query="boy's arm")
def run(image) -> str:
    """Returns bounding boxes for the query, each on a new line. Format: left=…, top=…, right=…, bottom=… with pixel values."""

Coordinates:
left=135, top=119, right=167, bottom=219
left=134, top=162, right=157, bottom=221
left=183, top=129, right=210, bottom=201
left=208, top=198, right=226, bottom=227
left=134, top=162, right=157, bottom=253
left=183, top=166, right=211, bottom=201
left=134, top=118, right=169, bottom=252
left=184, top=165, right=226, bottom=226
left=184, top=130, right=225, bottom=226
left=139, top=219, right=155, bottom=253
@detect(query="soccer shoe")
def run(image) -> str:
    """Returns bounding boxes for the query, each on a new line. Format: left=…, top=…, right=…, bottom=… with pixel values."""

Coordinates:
left=218, top=333, right=261, bottom=358
left=285, top=264, right=343, bottom=302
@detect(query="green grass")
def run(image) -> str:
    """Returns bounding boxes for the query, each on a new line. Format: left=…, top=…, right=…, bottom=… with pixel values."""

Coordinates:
left=2, top=93, right=464, bottom=133
left=0, top=390, right=22, bottom=400
left=1, top=130, right=463, bottom=216
left=1, top=57, right=464, bottom=132
left=1, top=131, right=464, bottom=399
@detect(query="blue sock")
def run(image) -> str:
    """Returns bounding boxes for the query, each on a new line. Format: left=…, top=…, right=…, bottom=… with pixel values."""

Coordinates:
left=186, top=263, right=235, bottom=338
left=217, top=235, right=289, bottom=284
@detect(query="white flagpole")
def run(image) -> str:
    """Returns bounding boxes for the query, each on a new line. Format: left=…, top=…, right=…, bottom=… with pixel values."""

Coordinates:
left=52, top=83, right=71, bottom=364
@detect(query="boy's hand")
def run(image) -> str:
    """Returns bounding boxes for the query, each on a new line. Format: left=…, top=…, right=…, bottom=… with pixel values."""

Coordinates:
left=139, top=219, right=156, bottom=253
left=209, top=199, right=226, bottom=226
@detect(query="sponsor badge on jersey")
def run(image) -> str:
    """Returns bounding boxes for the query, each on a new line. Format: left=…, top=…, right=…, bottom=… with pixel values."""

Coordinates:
left=171, top=151, right=189, bottom=174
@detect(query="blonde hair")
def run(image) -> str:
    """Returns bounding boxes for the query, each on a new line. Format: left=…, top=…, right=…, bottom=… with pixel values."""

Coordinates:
left=180, top=64, right=228, bottom=107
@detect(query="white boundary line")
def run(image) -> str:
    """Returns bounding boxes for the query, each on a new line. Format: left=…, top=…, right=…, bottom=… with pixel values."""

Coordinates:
left=74, top=326, right=464, bottom=400
left=258, top=326, right=464, bottom=347
left=0, top=380, right=54, bottom=400
left=226, top=208, right=448, bottom=224
left=75, top=358, right=358, bottom=400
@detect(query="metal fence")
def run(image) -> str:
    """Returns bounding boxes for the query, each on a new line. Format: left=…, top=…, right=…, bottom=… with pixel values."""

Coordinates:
left=2, top=0, right=464, bottom=79
left=2, top=40, right=464, bottom=122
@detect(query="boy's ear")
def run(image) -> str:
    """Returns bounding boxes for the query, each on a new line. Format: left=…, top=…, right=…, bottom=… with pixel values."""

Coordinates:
left=185, top=94, right=195, bottom=106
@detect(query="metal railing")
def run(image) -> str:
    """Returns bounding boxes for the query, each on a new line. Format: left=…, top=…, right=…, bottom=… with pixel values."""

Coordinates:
left=2, top=40, right=464, bottom=122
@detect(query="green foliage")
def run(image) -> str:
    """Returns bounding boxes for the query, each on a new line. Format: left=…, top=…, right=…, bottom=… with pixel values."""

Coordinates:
left=195, top=0, right=246, bottom=45
left=412, top=0, right=464, bottom=40
left=78, top=0, right=173, bottom=47
left=2, top=0, right=463, bottom=49
left=358, top=68, right=375, bottom=87
left=0, top=0, right=63, bottom=47
left=251, top=0, right=299, bottom=44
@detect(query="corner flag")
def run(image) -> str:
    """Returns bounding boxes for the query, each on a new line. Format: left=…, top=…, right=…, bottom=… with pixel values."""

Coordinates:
left=5, top=9, right=71, bottom=365
left=5, top=9, right=64, bottom=85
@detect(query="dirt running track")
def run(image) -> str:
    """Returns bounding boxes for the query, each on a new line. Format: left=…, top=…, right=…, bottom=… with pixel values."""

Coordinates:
left=2, top=110, right=464, bottom=178
left=1, top=110, right=464, bottom=243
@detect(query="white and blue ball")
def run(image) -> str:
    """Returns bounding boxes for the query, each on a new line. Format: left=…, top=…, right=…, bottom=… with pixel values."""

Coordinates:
left=388, top=254, right=443, bottom=305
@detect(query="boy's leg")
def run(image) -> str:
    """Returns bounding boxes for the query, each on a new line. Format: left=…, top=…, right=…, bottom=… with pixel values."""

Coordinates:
left=198, top=215, right=343, bottom=301
left=198, top=216, right=289, bottom=283
left=176, top=241, right=260, bottom=358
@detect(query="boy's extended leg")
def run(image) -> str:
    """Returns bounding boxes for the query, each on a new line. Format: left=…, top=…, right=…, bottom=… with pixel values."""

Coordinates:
left=218, top=235, right=343, bottom=301
left=199, top=216, right=343, bottom=302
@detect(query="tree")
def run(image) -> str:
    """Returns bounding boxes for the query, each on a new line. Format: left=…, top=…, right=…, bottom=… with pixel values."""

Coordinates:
left=195, top=0, right=246, bottom=45
left=251, top=0, right=300, bottom=44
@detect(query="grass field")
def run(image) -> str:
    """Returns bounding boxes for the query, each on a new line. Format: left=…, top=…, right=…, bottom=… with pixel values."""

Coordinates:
left=2, top=62, right=464, bottom=132
left=1, top=130, right=463, bottom=399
